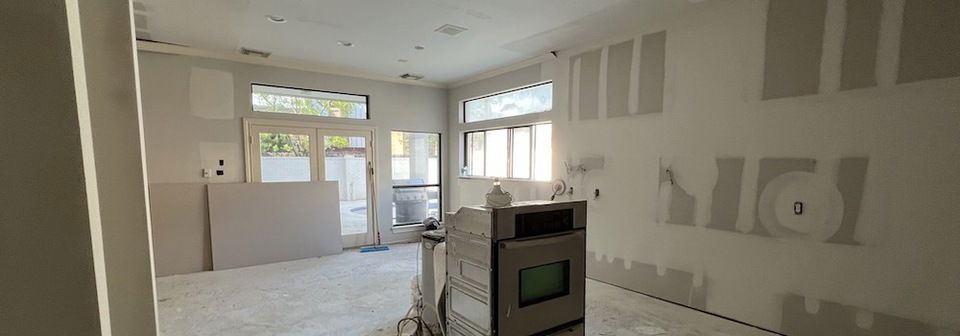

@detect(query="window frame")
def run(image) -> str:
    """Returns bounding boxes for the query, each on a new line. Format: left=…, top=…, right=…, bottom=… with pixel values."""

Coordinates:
left=390, top=130, right=442, bottom=227
left=461, top=81, right=553, bottom=123
left=461, top=122, right=551, bottom=181
left=251, top=82, right=371, bottom=120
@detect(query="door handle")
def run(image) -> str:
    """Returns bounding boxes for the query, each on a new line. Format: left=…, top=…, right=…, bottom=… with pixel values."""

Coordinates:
left=500, top=232, right=581, bottom=250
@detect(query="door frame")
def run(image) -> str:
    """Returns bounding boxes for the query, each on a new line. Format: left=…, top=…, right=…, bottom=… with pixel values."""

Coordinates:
left=243, top=118, right=379, bottom=248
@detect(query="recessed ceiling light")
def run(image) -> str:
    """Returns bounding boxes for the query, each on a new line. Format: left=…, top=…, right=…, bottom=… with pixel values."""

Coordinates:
left=265, top=15, right=287, bottom=24
left=337, top=40, right=354, bottom=47
left=414, top=45, right=425, bottom=50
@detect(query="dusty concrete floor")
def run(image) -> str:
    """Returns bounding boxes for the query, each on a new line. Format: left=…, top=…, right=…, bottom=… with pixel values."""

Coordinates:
left=156, top=243, right=776, bottom=336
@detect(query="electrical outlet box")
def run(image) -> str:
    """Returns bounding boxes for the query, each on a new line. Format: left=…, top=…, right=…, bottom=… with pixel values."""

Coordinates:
left=202, top=168, right=212, bottom=178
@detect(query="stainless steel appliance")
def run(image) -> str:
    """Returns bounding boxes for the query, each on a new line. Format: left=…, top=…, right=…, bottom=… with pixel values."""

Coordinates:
left=446, top=200, right=587, bottom=336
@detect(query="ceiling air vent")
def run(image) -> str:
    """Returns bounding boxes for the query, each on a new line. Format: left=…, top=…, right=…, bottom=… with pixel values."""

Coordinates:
left=434, top=24, right=468, bottom=36
left=400, top=73, right=425, bottom=80
left=240, top=47, right=271, bottom=58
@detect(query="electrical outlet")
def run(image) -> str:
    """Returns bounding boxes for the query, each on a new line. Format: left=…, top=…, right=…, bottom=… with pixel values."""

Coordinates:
left=202, top=168, right=212, bottom=178
left=794, top=201, right=803, bottom=215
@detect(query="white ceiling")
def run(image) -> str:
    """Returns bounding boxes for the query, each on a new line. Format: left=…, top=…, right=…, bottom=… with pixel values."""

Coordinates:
left=134, top=0, right=697, bottom=84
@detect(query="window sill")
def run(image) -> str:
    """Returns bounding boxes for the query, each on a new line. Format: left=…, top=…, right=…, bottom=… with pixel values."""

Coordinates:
left=391, top=223, right=426, bottom=234
left=458, top=176, right=550, bottom=183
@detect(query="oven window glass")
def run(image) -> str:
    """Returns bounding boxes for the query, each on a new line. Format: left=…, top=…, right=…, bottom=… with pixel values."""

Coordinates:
left=519, top=260, right=570, bottom=307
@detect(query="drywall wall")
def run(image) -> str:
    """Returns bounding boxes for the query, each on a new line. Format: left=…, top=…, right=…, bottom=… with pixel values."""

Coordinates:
left=149, top=183, right=210, bottom=276
left=448, top=0, right=960, bottom=334
left=78, top=0, right=158, bottom=334
left=138, top=52, right=448, bottom=274
left=0, top=1, right=103, bottom=334
left=208, top=182, right=342, bottom=270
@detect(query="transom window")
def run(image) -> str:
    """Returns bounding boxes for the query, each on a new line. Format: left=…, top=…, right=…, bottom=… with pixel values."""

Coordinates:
left=463, top=123, right=552, bottom=181
left=463, top=82, right=552, bottom=123
left=252, top=84, right=368, bottom=119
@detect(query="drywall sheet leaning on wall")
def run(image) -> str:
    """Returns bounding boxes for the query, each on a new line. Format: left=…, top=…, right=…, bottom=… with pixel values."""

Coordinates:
left=587, top=251, right=707, bottom=310
left=762, top=0, right=827, bottom=99
left=149, top=183, right=211, bottom=276
left=638, top=31, right=666, bottom=114
left=897, top=0, right=960, bottom=84
left=840, top=0, right=882, bottom=91
left=208, top=182, right=342, bottom=270
left=606, top=39, right=634, bottom=118
left=780, top=295, right=956, bottom=336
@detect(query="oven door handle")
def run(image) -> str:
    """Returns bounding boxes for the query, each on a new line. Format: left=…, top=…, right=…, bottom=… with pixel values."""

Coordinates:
left=499, top=231, right=581, bottom=250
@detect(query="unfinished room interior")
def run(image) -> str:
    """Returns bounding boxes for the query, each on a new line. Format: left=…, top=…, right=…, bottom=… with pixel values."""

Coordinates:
left=3, top=0, right=959, bottom=335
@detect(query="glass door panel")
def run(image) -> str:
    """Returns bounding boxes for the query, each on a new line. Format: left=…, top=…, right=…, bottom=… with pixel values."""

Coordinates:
left=251, top=126, right=317, bottom=183
left=322, top=133, right=374, bottom=247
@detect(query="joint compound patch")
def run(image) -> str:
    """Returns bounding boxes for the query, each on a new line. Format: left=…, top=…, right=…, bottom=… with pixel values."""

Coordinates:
left=781, top=294, right=951, bottom=336
left=586, top=251, right=707, bottom=309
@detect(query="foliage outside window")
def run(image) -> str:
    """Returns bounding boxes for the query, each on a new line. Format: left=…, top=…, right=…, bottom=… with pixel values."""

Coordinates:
left=464, top=82, right=552, bottom=123
left=464, top=123, right=552, bottom=181
left=391, top=131, right=441, bottom=226
left=252, top=84, right=368, bottom=119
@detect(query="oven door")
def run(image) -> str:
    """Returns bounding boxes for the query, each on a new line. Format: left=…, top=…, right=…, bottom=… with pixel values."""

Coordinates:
left=496, top=230, right=585, bottom=335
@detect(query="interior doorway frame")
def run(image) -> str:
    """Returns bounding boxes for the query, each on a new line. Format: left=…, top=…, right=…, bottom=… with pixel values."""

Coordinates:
left=242, top=117, right=379, bottom=248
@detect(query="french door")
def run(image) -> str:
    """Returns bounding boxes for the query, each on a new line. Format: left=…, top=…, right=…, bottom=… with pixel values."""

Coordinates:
left=247, top=122, right=376, bottom=248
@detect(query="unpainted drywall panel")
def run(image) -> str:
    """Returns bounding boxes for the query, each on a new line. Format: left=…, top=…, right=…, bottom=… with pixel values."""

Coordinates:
left=762, top=0, right=828, bottom=99
left=189, top=67, right=235, bottom=120
left=587, top=251, right=707, bottom=309
left=897, top=0, right=960, bottom=84
left=606, top=40, right=634, bottom=118
left=840, top=0, right=883, bottom=90
left=750, top=158, right=817, bottom=236
left=576, top=49, right=602, bottom=121
left=149, top=183, right=211, bottom=276
left=638, top=31, right=667, bottom=114
left=208, top=182, right=343, bottom=270
left=826, top=157, right=868, bottom=245
left=781, top=295, right=951, bottom=336
left=707, top=157, right=745, bottom=232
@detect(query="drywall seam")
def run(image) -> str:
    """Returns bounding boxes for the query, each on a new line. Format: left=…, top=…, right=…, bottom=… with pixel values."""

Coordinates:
left=606, top=40, right=634, bottom=118
left=875, top=0, right=904, bottom=87
left=65, top=0, right=111, bottom=333
left=576, top=49, right=602, bottom=121
left=819, top=0, right=847, bottom=95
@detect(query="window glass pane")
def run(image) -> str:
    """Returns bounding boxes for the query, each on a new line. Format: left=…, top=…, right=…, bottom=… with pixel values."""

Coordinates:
left=485, top=129, right=508, bottom=177
left=467, top=132, right=485, bottom=176
left=534, top=124, right=552, bottom=181
left=252, top=84, right=367, bottom=119
left=464, top=82, right=553, bottom=123
left=259, top=132, right=311, bottom=182
left=392, top=186, right=440, bottom=225
left=323, top=136, right=369, bottom=235
left=391, top=131, right=440, bottom=185
left=512, top=127, right=531, bottom=179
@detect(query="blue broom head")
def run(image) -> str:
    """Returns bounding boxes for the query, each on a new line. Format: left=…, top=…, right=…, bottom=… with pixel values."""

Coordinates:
left=360, top=245, right=390, bottom=252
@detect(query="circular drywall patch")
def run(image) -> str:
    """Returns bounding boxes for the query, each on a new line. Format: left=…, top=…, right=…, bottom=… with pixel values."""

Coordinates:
left=758, top=171, right=844, bottom=241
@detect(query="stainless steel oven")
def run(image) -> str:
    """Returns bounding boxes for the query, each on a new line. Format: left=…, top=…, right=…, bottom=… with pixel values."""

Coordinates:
left=446, top=200, right=586, bottom=336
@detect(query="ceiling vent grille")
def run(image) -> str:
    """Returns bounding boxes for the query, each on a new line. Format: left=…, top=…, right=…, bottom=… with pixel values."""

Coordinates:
left=400, top=73, right=425, bottom=80
left=240, top=47, right=271, bottom=58
left=434, top=24, right=468, bottom=36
